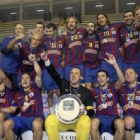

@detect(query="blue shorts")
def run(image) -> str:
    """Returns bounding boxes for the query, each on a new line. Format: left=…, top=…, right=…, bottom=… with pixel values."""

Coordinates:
left=42, top=68, right=63, bottom=91
left=84, top=66, right=100, bottom=84
left=11, top=116, right=37, bottom=135
left=64, top=64, right=85, bottom=83
left=101, top=58, right=122, bottom=82
left=123, top=61, right=140, bottom=82
left=96, top=115, right=119, bottom=135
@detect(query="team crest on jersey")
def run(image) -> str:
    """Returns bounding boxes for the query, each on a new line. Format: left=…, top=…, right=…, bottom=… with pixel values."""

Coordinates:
left=136, top=96, right=140, bottom=101
left=29, top=92, right=34, bottom=98
left=95, top=44, right=99, bottom=48
left=59, top=44, right=63, bottom=48
left=78, top=35, right=82, bottom=39
left=111, top=30, right=116, bottom=35
left=134, top=31, right=138, bottom=36
left=0, top=91, right=5, bottom=97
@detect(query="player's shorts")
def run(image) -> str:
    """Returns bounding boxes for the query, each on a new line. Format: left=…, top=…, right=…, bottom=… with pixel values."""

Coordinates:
left=100, top=58, right=122, bottom=82
left=84, top=66, right=100, bottom=84
left=95, top=115, right=119, bottom=135
left=123, top=61, right=140, bottom=82
left=11, top=116, right=37, bottom=135
left=42, top=68, right=63, bottom=91
left=64, top=63, right=85, bottom=83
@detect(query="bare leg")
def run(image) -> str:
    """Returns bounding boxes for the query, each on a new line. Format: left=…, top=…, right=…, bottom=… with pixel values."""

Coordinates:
left=124, top=116, right=135, bottom=140
left=0, top=112, right=5, bottom=139
left=3, top=119, right=15, bottom=140
left=32, top=118, right=43, bottom=140
left=55, top=89, right=60, bottom=98
left=48, top=90, right=54, bottom=107
left=91, top=118, right=100, bottom=140
left=114, top=119, right=124, bottom=140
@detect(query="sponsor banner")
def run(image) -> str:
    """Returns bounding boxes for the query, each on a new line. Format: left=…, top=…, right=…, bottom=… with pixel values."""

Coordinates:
left=22, top=131, right=140, bottom=140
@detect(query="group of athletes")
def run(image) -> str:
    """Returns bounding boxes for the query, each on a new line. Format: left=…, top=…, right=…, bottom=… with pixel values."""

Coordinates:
left=0, top=4, right=140, bottom=140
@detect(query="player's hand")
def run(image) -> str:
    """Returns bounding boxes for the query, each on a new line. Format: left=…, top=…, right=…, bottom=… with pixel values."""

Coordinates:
left=28, top=54, right=36, bottom=62
left=61, top=60, right=65, bottom=67
left=79, top=104, right=86, bottom=114
left=29, top=100, right=35, bottom=105
left=0, top=82, right=5, bottom=93
left=104, top=52, right=117, bottom=66
left=40, top=50, right=48, bottom=61
left=16, top=33, right=25, bottom=40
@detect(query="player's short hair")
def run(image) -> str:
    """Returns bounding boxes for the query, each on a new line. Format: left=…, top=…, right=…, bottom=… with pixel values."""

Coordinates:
left=123, top=9, right=134, bottom=17
left=87, top=21, right=96, bottom=27
left=71, top=67, right=82, bottom=76
left=36, top=21, right=45, bottom=29
left=46, top=23, right=57, bottom=31
left=124, top=68, right=137, bottom=75
left=97, top=70, right=109, bottom=78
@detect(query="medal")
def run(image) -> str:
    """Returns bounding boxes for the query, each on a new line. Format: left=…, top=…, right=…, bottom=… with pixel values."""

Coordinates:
left=100, top=88, right=108, bottom=109
left=126, top=38, right=130, bottom=42
left=102, top=103, right=107, bottom=108
left=0, top=91, right=5, bottom=97
left=129, top=101, right=133, bottom=106
left=104, top=39, right=107, bottom=43
left=25, top=95, right=29, bottom=102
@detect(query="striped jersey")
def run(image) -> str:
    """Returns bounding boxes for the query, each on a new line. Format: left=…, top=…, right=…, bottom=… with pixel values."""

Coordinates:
left=92, top=83, right=119, bottom=117
left=12, top=82, right=44, bottom=117
left=119, top=83, right=140, bottom=116
left=84, top=35, right=100, bottom=68
left=18, top=42, right=44, bottom=79
left=119, top=25, right=140, bottom=63
left=63, top=28, right=86, bottom=66
left=0, top=87, right=14, bottom=108
left=96, top=22, right=125, bottom=59
left=44, top=36, right=64, bottom=69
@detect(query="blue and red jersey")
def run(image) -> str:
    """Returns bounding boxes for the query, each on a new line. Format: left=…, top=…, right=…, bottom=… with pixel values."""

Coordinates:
left=12, top=82, right=44, bottom=118
left=119, top=25, right=140, bottom=64
left=92, top=83, right=119, bottom=117
left=84, top=35, right=100, bottom=68
left=0, top=87, right=14, bottom=108
left=63, top=28, right=86, bottom=66
left=96, top=22, right=125, bottom=59
left=44, top=36, right=64, bottom=69
left=0, top=36, right=23, bottom=74
left=17, top=42, right=44, bottom=79
left=119, top=83, right=140, bottom=116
